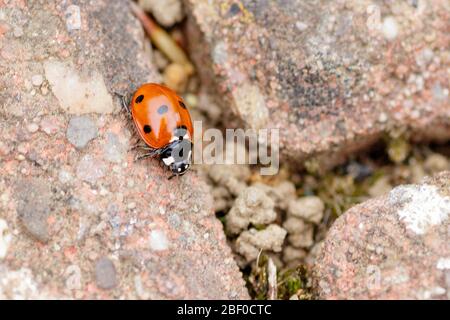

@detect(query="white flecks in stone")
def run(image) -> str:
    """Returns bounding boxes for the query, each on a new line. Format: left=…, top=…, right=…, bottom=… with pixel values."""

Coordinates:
left=31, top=74, right=44, bottom=87
left=44, top=60, right=114, bottom=114
left=382, top=16, right=399, bottom=41
left=65, top=5, right=81, bottom=31
left=13, top=26, right=24, bottom=38
left=149, top=229, right=169, bottom=251
left=76, top=155, right=106, bottom=184
left=382, top=266, right=410, bottom=286
left=378, top=112, right=388, bottom=123
left=0, top=267, right=41, bottom=299
left=58, top=169, right=73, bottom=184
left=432, top=82, right=449, bottom=101
left=295, top=21, right=308, bottom=31
left=212, top=41, right=228, bottom=65
left=26, top=123, right=39, bottom=133
left=389, top=184, right=450, bottom=235
left=436, top=257, right=450, bottom=270
left=418, top=286, right=446, bottom=299
left=0, top=219, right=12, bottom=259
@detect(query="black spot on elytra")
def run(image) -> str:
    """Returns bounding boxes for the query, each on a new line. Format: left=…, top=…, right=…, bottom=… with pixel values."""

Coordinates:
left=157, top=105, right=169, bottom=114
left=179, top=101, right=187, bottom=109
left=143, top=125, right=151, bottom=133
left=135, top=95, right=144, bottom=103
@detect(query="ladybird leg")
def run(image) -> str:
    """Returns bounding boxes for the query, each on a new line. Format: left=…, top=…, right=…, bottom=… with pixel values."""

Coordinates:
left=168, top=173, right=177, bottom=180
left=134, top=149, right=162, bottom=161
left=113, top=91, right=131, bottom=115
left=130, top=143, right=153, bottom=151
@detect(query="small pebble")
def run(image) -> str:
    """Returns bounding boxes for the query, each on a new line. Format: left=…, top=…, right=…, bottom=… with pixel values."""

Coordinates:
left=295, top=21, right=308, bottom=31
left=31, top=74, right=43, bottom=87
left=382, top=16, right=399, bottom=40
left=15, top=178, right=51, bottom=242
left=26, top=123, right=39, bottom=133
left=424, top=153, right=449, bottom=173
left=378, top=112, right=388, bottom=123
left=149, top=229, right=169, bottom=251
left=95, top=257, right=117, bottom=290
left=58, top=169, right=73, bottom=184
left=13, top=26, right=23, bottom=38
left=138, top=0, right=184, bottom=27
left=66, top=116, right=98, bottom=149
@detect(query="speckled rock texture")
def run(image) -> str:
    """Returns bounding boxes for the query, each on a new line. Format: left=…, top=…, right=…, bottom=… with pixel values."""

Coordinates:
left=0, top=0, right=248, bottom=299
left=314, top=171, right=450, bottom=300
left=185, top=0, right=450, bottom=167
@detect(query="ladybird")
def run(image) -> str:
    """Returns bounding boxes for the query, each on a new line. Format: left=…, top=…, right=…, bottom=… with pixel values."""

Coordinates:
left=126, top=83, right=193, bottom=178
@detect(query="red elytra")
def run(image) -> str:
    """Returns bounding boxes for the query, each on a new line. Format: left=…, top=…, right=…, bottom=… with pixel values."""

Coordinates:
left=128, top=83, right=194, bottom=178
left=130, top=83, right=193, bottom=149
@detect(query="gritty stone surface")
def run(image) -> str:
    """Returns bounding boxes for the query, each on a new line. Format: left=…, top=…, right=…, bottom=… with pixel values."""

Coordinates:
left=0, top=220, right=12, bottom=259
left=66, top=116, right=98, bottom=149
left=185, top=0, right=450, bottom=167
left=95, top=257, right=118, bottom=290
left=0, top=0, right=248, bottom=300
left=76, top=155, right=107, bottom=184
left=314, top=171, right=450, bottom=299
left=0, top=266, right=57, bottom=299
left=103, top=131, right=128, bottom=163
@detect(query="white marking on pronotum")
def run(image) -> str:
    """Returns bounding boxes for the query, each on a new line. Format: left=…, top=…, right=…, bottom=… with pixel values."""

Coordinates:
left=162, top=156, right=175, bottom=166
left=169, top=133, right=190, bottom=142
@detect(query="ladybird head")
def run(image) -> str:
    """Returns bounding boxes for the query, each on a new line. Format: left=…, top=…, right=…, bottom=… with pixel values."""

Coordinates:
left=161, top=139, right=192, bottom=177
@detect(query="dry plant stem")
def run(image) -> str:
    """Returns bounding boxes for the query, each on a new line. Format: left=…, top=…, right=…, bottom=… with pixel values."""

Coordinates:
left=130, top=2, right=194, bottom=75
left=267, top=258, right=277, bottom=300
